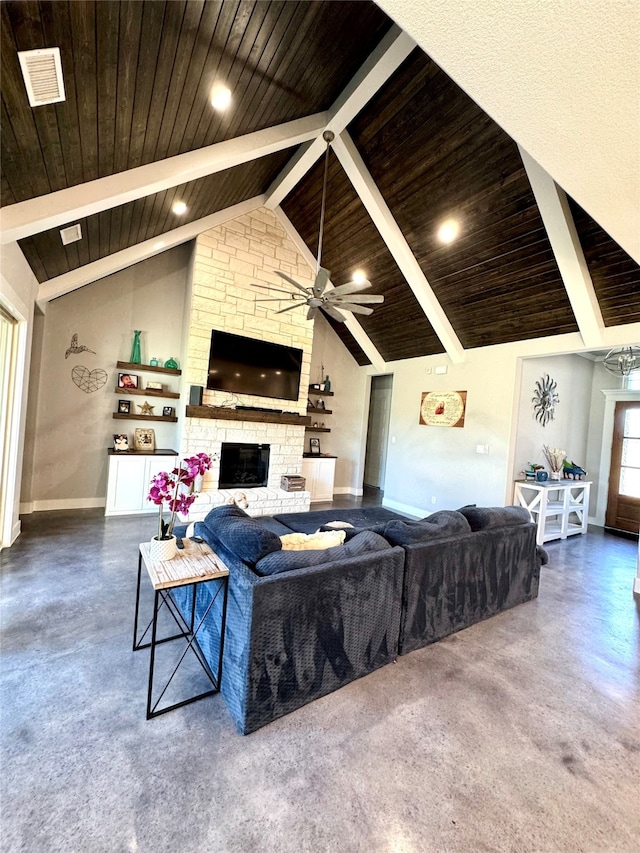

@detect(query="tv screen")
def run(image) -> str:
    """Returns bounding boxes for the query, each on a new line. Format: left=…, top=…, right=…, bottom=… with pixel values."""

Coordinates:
left=206, top=330, right=303, bottom=401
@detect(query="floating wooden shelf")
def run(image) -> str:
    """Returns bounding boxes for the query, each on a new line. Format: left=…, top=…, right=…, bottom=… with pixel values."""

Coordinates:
left=308, top=386, right=334, bottom=396
left=305, top=426, right=331, bottom=433
left=186, top=405, right=310, bottom=426
left=307, top=406, right=333, bottom=415
left=112, top=413, right=178, bottom=423
left=117, top=360, right=182, bottom=376
left=115, top=386, right=180, bottom=399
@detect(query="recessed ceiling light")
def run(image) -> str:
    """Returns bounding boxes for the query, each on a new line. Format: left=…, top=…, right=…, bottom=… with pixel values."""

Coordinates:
left=437, top=219, right=460, bottom=244
left=172, top=201, right=187, bottom=216
left=352, top=269, right=367, bottom=284
left=210, top=85, right=231, bottom=111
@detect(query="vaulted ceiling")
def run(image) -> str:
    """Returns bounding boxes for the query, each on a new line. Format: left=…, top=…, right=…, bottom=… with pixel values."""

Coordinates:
left=1, top=0, right=639, bottom=367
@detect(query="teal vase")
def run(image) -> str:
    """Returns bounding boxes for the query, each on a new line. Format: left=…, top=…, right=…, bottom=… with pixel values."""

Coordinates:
left=130, top=330, right=142, bottom=364
left=324, top=374, right=331, bottom=392
left=164, top=356, right=179, bottom=369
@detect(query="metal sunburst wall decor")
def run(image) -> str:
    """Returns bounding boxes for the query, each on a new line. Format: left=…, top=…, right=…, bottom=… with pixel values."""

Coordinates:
left=532, top=373, right=559, bottom=427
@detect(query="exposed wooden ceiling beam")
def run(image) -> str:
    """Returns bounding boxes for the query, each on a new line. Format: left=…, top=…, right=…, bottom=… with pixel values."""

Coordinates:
left=264, top=25, right=415, bottom=210
left=1, top=115, right=325, bottom=245
left=332, top=131, right=465, bottom=364
left=274, top=207, right=387, bottom=372
left=36, top=197, right=265, bottom=306
left=520, top=146, right=605, bottom=348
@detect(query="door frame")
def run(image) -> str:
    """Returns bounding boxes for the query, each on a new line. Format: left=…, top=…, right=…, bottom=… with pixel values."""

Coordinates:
left=595, top=389, right=640, bottom=527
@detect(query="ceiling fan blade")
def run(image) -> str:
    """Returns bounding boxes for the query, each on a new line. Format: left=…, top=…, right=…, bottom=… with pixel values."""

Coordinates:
left=275, top=270, right=312, bottom=295
left=312, top=267, right=331, bottom=297
left=330, top=280, right=372, bottom=297
left=275, top=302, right=304, bottom=315
left=332, top=293, right=384, bottom=304
left=251, top=283, right=299, bottom=296
left=336, top=303, right=374, bottom=315
left=255, top=297, right=304, bottom=303
left=306, top=306, right=319, bottom=321
left=322, top=304, right=347, bottom=322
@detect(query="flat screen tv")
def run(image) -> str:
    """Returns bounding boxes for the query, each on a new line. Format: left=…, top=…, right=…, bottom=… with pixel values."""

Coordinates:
left=206, top=330, right=303, bottom=401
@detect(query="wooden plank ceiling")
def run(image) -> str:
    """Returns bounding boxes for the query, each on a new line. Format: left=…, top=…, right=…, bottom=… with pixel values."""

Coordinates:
left=2, top=1, right=639, bottom=363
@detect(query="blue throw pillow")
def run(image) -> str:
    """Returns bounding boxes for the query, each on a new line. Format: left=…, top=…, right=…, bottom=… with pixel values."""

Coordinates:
left=201, top=504, right=282, bottom=564
left=458, top=505, right=531, bottom=531
left=255, top=530, right=391, bottom=576
left=383, top=510, right=471, bottom=546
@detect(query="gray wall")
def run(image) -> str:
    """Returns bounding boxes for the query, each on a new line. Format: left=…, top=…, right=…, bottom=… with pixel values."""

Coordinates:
left=22, top=245, right=191, bottom=508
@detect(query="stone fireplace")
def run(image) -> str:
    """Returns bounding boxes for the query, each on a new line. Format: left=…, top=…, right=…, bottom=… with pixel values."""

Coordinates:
left=180, top=207, right=315, bottom=520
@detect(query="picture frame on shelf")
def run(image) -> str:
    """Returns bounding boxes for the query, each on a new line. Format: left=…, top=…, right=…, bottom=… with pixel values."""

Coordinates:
left=117, top=400, right=131, bottom=414
left=146, top=381, right=163, bottom=391
left=134, top=428, right=156, bottom=451
left=162, top=406, right=174, bottom=417
left=113, top=434, right=129, bottom=452
left=309, top=437, right=321, bottom=455
left=118, top=372, right=139, bottom=389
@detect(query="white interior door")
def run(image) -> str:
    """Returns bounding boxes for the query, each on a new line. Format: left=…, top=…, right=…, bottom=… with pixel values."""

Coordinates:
left=364, top=375, right=393, bottom=489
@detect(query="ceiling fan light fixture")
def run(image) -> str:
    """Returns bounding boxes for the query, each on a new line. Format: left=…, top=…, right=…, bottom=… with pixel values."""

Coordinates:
left=172, top=200, right=187, bottom=216
left=437, top=218, right=460, bottom=244
left=251, top=130, right=384, bottom=323
left=602, top=345, right=640, bottom=376
left=211, top=84, right=231, bottom=111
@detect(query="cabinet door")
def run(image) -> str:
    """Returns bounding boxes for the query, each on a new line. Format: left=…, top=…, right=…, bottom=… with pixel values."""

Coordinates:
left=106, top=456, right=148, bottom=514
left=301, top=458, right=335, bottom=501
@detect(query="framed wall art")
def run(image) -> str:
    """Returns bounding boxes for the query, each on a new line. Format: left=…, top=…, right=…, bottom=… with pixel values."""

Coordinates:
left=419, top=391, right=467, bottom=428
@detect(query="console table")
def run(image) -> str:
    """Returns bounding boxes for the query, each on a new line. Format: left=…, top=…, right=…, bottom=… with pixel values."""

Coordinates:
left=133, top=538, right=229, bottom=719
left=514, top=479, right=591, bottom=546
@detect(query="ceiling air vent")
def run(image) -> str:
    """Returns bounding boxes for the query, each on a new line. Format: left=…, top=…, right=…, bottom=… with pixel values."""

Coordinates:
left=18, top=47, right=66, bottom=107
left=60, top=224, right=82, bottom=245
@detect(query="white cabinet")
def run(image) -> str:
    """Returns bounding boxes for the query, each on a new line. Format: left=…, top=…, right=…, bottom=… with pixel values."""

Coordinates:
left=514, top=479, right=591, bottom=546
left=301, top=457, right=336, bottom=502
left=105, top=451, right=178, bottom=516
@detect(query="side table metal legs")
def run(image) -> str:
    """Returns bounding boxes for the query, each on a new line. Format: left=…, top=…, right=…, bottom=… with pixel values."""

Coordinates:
left=133, top=553, right=229, bottom=719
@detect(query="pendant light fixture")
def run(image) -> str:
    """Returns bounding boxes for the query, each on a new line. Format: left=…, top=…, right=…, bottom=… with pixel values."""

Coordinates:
left=602, top=346, right=640, bottom=376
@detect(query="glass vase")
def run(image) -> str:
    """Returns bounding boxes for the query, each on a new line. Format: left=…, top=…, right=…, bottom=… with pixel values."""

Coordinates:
left=130, top=330, right=142, bottom=364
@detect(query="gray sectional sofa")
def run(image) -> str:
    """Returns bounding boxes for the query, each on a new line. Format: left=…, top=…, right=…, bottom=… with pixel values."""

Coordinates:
left=172, top=504, right=543, bottom=734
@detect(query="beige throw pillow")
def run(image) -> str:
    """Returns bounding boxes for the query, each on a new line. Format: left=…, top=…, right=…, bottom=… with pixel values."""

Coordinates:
left=280, top=530, right=346, bottom=551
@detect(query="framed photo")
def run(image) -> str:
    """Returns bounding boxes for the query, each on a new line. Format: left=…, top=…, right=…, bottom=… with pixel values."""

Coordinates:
left=309, top=437, right=321, bottom=455
left=315, top=398, right=325, bottom=410
left=117, top=399, right=131, bottom=414
left=134, top=428, right=156, bottom=451
left=146, top=381, right=163, bottom=391
left=113, top=433, right=129, bottom=452
left=118, top=372, right=139, bottom=390
left=162, top=406, right=174, bottom=417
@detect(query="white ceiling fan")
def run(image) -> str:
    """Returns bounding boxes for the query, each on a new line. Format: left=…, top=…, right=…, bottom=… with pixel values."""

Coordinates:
left=252, top=131, right=384, bottom=322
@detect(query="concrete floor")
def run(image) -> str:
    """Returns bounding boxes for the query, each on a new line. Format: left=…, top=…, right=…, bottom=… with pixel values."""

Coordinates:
left=1, top=507, right=639, bottom=853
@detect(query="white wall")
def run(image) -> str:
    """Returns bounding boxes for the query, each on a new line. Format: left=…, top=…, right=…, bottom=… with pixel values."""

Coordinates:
left=309, top=315, right=369, bottom=494
left=0, top=243, right=39, bottom=546
left=22, top=245, right=190, bottom=510
left=514, top=353, right=594, bottom=476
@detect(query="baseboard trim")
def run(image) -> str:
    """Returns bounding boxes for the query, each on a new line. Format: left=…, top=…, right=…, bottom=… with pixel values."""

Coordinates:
left=382, top=497, right=423, bottom=519
left=24, top=498, right=106, bottom=513
left=333, top=486, right=363, bottom=497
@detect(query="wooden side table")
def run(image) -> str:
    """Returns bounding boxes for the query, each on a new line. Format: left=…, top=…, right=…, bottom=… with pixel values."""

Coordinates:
left=514, top=479, right=591, bottom=546
left=133, top=538, right=229, bottom=719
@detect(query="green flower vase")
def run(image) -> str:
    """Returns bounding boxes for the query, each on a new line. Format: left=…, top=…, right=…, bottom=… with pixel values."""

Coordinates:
left=130, top=330, right=142, bottom=364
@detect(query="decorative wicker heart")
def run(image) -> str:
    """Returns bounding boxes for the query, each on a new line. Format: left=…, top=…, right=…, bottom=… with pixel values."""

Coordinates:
left=71, top=365, right=107, bottom=393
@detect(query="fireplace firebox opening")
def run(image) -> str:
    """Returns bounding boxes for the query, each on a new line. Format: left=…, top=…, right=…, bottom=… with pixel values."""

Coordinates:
left=219, top=443, right=270, bottom=489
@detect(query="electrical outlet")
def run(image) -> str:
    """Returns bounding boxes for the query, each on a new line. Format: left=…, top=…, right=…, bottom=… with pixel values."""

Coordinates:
left=425, top=367, right=432, bottom=375
left=431, top=496, right=437, bottom=504
left=391, top=436, right=396, bottom=444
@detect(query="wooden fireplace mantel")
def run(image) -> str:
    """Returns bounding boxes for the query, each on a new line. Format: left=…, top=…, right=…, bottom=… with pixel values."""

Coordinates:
left=185, top=405, right=311, bottom=426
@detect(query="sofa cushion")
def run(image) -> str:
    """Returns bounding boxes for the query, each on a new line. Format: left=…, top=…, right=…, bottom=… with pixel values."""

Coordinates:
left=280, top=530, right=346, bottom=550
left=458, top=505, right=531, bottom=531
left=254, top=530, right=392, bottom=576
left=273, top=507, right=404, bottom=535
left=200, top=504, right=282, bottom=563
left=382, top=510, right=471, bottom=546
